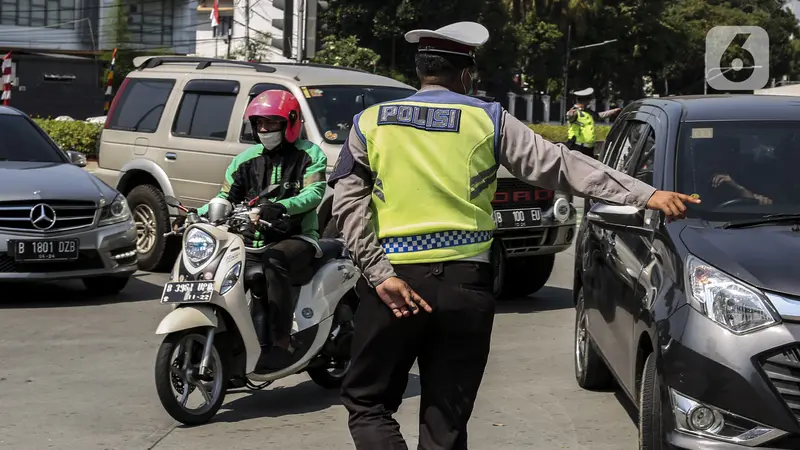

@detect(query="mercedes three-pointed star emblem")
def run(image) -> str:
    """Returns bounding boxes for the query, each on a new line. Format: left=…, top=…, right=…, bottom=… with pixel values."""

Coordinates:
left=29, top=204, right=56, bottom=230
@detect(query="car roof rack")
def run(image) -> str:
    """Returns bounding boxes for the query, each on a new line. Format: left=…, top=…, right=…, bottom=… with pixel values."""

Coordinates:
left=265, top=61, right=369, bottom=74
left=133, top=56, right=277, bottom=73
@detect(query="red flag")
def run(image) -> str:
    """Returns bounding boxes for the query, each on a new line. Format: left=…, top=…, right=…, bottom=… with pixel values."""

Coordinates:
left=210, top=0, right=220, bottom=29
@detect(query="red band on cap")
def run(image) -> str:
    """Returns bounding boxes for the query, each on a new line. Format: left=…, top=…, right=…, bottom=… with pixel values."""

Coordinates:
left=418, top=37, right=475, bottom=55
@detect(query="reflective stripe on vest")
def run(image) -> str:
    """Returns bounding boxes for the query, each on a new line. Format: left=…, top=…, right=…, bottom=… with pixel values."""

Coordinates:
left=355, top=89, right=501, bottom=264
left=568, top=110, right=596, bottom=146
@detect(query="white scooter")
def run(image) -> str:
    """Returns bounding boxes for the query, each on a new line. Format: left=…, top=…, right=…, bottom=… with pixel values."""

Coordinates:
left=153, top=194, right=360, bottom=426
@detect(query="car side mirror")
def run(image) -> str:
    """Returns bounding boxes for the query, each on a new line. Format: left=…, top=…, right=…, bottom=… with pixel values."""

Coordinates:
left=586, top=203, right=653, bottom=238
left=66, top=150, right=87, bottom=167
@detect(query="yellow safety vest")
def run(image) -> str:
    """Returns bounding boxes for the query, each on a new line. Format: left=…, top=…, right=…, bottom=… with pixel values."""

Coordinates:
left=567, top=110, right=596, bottom=147
left=354, top=90, right=500, bottom=264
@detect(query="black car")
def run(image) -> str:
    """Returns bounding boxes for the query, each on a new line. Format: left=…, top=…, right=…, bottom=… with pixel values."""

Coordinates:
left=573, top=95, right=800, bottom=449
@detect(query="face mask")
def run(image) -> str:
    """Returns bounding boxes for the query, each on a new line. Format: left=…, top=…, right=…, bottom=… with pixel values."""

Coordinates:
left=461, top=68, right=475, bottom=96
left=258, top=131, right=283, bottom=150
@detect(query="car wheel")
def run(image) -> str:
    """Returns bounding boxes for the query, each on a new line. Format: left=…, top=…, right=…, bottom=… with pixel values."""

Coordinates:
left=499, top=254, right=555, bottom=299
left=574, top=287, right=614, bottom=389
left=82, top=275, right=130, bottom=295
left=639, top=353, right=664, bottom=450
left=126, top=184, right=174, bottom=272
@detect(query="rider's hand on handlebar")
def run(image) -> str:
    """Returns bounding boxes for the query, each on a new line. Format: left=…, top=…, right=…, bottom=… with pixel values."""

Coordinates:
left=376, top=277, right=432, bottom=318
left=259, top=203, right=287, bottom=221
left=171, top=208, right=197, bottom=232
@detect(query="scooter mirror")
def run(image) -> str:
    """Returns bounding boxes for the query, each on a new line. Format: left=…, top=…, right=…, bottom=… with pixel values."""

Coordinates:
left=165, top=196, right=181, bottom=208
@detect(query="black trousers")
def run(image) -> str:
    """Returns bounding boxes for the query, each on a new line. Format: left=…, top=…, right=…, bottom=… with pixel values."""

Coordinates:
left=341, top=261, right=496, bottom=450
left=246, top=237, right=316, bottom=345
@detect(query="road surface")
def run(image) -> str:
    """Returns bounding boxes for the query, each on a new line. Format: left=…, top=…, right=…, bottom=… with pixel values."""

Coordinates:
left=0, top=246, right=637, bottom=450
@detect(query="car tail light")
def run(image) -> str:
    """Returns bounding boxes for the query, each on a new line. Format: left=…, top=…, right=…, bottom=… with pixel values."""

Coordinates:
left=104, top=77, right=130, bottom=130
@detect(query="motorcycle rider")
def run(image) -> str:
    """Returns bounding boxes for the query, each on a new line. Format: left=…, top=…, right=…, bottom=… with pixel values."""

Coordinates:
left=173, top=90, right=327, bottom=373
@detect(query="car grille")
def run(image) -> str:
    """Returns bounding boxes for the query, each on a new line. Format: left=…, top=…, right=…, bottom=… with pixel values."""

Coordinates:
left=0, top=200, right=97, bottom=232
left=761, top=346, right=800, bottom=423
left=493, top=179, right=554, bottom=209
left=0, top=250, right=104, bottom=273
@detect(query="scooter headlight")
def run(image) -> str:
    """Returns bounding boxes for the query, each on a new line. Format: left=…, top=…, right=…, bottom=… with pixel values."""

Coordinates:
left=220, top=262, right=242, bottom=295
left=184, top=227, right=216, bottom=266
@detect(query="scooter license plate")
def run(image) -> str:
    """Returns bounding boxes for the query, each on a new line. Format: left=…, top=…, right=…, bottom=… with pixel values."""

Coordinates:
left=161, top=281, right=215, bottom=304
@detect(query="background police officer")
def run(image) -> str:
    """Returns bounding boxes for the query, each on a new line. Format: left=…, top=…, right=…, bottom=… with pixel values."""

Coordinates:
left=566, top=87, right=622, bottom=159
left=328, top=21, right=699, bottom=450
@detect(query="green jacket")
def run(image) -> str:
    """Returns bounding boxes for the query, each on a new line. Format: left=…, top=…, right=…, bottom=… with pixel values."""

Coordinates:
left=197, top=140, right=327, bottom=243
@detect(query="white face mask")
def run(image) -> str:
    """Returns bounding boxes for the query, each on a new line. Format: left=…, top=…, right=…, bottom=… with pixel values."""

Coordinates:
left=258, top=131, right=283, bottom=150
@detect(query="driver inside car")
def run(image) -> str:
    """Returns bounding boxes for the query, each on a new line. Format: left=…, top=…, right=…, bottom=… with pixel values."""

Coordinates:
left=172, top=90, right=328, bottom=373
left=693, top=137, right=772, bottom=206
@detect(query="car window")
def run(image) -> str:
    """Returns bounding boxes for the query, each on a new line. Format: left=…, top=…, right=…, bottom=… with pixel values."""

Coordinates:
left=303, top=85, right=417, bottom=144
left=240, top=83, right=290, bottom=144
left=108, top=78, right=175, bottom=133
left=172, top=92, right=237, bottom=140
left=612, top=121, right=649, bottom=173
left=600, top=119, right=628, bottom=165
left=632, top=127, right=656, bottom=184
left=0, top=115, right=66, bottom=163
left=676, top=120, right=800, bottom=221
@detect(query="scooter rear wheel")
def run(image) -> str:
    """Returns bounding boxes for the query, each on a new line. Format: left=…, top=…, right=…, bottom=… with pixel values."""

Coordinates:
left=155, top=328, right=227, bottom=426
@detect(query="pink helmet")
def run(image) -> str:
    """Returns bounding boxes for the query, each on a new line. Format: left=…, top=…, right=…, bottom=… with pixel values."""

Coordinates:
left=245, top=90, right=302, bottom=143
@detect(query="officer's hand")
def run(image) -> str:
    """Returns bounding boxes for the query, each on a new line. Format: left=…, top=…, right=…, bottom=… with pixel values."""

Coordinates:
left=376, top=277, right=432, bottom=318
left=646, top=191, right=701, bottom=218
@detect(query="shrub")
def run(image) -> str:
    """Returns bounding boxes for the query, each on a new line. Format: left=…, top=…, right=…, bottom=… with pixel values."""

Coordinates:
left=529, top=123, right=611, bottom=143
left=33, top=119, right=102, bottom=157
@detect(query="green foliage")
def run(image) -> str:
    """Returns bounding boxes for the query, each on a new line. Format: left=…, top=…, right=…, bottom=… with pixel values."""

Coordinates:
left=33, top=119, right=102, bottom=157
left=229, top=31, right=273, bottom=61
left=529, top=123, right=610, bottom=143
left=311, top=35, right=381, bottom=72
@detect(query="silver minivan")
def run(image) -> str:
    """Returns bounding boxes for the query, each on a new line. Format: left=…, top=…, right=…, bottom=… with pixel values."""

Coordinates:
left=92, top=56, right=417, bottom=271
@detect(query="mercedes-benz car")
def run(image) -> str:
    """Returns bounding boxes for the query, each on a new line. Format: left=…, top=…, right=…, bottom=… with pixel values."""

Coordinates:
left=574, top=95, right=800, bottom=449
left=0, top=106, right=138, bottom=294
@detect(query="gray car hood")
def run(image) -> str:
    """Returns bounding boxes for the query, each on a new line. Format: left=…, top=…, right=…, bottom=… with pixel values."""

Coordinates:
left=0, top=161, right=118, bottom=202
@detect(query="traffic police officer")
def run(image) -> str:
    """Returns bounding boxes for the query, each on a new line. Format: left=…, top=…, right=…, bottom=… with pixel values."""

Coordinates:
left=566, top=87, right=621, bottom=159
left=328, top=21, right=699, bottom=450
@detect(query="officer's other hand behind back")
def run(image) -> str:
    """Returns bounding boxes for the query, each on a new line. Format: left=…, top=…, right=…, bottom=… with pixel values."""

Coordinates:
left=376, top=277, right=433, bottom=319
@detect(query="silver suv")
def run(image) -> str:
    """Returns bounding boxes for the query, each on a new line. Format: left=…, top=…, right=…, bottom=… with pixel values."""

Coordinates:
left=0, top=107, right=138, bottom=294
left=92, top=56, right=418, bottom=271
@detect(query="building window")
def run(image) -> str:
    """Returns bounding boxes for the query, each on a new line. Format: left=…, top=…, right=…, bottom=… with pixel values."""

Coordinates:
left=128, top=0, right=175, bottom=47
left=0, top=0, right=77, bottom=29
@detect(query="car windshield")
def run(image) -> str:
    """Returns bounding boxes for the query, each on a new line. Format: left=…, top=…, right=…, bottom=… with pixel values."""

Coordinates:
left=676, top=121, right=800, bottom=222
left=303, top=85, right=417, bottom=144
left=0, top=115, right=65, bottom=163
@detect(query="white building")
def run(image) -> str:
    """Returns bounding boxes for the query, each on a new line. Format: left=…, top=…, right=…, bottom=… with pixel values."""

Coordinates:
left=192, top=0, right=294, bottom=62
left=0, top=0, right=197, bottom=54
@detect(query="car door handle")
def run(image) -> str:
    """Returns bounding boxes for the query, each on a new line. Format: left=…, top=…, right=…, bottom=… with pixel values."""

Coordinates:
left=166, top=152, right=177, bottom=161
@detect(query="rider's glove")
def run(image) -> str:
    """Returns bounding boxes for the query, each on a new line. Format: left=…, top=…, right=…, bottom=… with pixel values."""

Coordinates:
left=259, top=203, right=287, bottom=221
left=171, top=208, right=197, bottom=231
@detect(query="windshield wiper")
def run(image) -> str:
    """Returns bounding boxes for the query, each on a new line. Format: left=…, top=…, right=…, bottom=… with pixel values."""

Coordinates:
left=721, top=213, right=800, bottom=229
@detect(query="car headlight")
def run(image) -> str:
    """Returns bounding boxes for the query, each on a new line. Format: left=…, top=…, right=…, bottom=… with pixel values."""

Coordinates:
left=220, top=262, right=242, bottom=295
left=684, top=254, right=779, bottom=334
left=98, top=195, right=131, bottom=226
left=184, top=227, right=216, bottom=266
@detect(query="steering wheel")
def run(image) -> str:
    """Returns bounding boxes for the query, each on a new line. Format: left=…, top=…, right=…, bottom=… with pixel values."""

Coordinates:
left=717, top=197, right=761, bottom=209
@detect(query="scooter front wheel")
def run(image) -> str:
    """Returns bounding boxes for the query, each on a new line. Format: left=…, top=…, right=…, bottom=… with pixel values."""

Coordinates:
left=154, top=328, right=227, bottom=426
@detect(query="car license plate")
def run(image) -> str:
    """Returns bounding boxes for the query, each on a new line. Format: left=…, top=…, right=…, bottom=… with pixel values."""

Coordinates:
left=161, top=281, right=215, bottom=304
left=493, top=208, right=542, bottom=229
left=9, top=239, right=79, bottom=262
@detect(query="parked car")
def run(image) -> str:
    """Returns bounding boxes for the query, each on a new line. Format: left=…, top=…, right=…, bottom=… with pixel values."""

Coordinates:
left=573, top=95, right=800, bottom=449
left=92, top=56, right=576, bottom=298
left=0, top=106, right=138, bottom=293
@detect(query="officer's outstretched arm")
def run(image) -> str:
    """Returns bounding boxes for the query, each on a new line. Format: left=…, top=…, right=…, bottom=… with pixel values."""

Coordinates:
left=497, top=111, right=656, bottom=209
left=328, top=127, right=397, bottom=288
